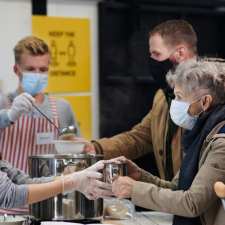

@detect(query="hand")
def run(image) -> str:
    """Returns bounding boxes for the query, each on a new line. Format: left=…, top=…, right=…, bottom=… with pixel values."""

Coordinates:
left=7, top=93, right=35, bottom=122
left=106, top=156, right=142, bottom=181
left=83, top=142, right=96, bottom=154
left=60, top=136, right=96, bottom=154
left=112, top=176, right=135, bottom=199
left=63, top=160, right=113, bottom=200
left=85, top=160, right=105, bottom=172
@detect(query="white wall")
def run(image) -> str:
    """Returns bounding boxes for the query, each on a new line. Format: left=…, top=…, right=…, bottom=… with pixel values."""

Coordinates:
left=0, top=0, right=100, bottom=138
left=0, top=0, right=31, bottom=92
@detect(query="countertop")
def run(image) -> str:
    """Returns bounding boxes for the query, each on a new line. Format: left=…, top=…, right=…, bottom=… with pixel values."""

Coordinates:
left=103, top=211, right=173, bottom=225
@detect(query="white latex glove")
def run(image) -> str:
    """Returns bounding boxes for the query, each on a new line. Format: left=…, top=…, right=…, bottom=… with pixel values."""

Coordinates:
left=7, top=93, right=35, bottom=122
left=63, top=160, right=113, bottom=199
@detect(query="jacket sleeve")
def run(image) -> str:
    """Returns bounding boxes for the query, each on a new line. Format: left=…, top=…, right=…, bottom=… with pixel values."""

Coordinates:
left=0, top=160, right=54, bottom=184
left=93, top=110, right=154, bottom=160
left=131, top=137, right=225, bottom=217
left=0, top=170, right=28, bottom=208
left=139, top=168, right=179, bottom=189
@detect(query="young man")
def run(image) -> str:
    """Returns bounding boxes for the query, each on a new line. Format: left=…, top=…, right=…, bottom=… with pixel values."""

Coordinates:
left=0, top=36, right=80, bottom=172
left=86, top=20, right=197, bottom=180
left=0, top=36, right=80, bottom=213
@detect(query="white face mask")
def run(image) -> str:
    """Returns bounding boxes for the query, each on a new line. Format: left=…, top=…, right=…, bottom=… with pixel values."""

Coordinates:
left=170, top=99, right=198, bottom=130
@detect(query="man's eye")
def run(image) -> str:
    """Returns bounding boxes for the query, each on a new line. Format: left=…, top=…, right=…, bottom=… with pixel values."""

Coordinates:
left=40, top=68, right=48, bottom=73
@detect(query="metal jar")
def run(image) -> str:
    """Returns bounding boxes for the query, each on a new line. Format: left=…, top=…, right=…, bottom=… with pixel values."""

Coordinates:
left=28, top=154, right=103, bottom=221
left=103, top=162, right=127, bottom=184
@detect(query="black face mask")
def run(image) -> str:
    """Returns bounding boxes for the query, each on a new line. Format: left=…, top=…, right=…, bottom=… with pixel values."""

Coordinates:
left=149, top=58, right=174, bottom=90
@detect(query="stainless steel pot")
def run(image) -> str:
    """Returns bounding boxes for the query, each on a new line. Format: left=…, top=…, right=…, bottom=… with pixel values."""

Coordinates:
left=0, top=216, right=26, bottom=225
left=28, top=154, right=103, bottom=221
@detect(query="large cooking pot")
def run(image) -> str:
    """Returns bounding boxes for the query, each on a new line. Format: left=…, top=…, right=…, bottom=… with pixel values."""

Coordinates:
left=0, top=216, right=26, bottom=225
left=28, top=154, right=103, bottom=221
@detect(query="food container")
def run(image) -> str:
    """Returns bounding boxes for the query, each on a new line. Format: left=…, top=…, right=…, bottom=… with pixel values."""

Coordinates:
left=53, top=140, right=86, bottom=154
left=103, top=162, right=127, bottom=184
left=28, top=154, right=103, bottom=221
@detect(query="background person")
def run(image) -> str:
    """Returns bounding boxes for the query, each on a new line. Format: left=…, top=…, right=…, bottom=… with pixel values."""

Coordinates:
left=0, top=36, right=80, bottom=214
left=85, top=19, right=197, bottom=180
left=0, top=36, right=80, bottom=173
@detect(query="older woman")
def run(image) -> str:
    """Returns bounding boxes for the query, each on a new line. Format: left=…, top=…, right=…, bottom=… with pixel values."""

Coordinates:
left=111, top=61, right=225, bottom=225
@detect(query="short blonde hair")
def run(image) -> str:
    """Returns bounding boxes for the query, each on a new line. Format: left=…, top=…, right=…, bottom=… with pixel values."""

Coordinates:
left=167, top=59, right=225, bottom=104
left=14, top=36, right=50, bottom=64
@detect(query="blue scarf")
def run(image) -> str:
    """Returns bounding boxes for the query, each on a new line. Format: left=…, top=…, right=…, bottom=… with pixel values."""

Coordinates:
left=173, top=104, right=225, bottom=225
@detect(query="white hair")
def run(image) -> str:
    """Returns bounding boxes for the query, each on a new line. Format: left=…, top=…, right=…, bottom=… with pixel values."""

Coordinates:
left=166, top=59, right=225, bottom=104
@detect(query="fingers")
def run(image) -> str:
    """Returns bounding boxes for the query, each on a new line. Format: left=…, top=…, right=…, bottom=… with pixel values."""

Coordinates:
left=83, top=143, right=96, bottom=154
left=90, top=186, right=114, bottom=199
left=105, top=156, right=127, bottom=164
left=84, top=193, right=98, bottom=200
left=71, top=137, right=89, bottom=142
left=85, top=171, right=103, bottom=179
left=86, top=160, right=105, bottom=172
left=94, top=179, right=112, bottom=190
left=15, top=93, right=35, bottom=111
left=112, top=176, right=134, bottom=199
left=22, top=92, right=35, bottom=103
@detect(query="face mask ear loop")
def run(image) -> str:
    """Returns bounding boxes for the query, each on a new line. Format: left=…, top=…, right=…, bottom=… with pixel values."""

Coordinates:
left=189, top=97, right=205, bottom=117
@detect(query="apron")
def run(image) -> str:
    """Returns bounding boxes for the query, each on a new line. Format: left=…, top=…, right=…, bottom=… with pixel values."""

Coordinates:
left=0, top=96, right=59, bottom=214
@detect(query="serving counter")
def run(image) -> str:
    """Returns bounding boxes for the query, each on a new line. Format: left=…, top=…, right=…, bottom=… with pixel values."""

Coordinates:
left=103, top=211, right=173, bottom=225
left=35, top=211, right=172, bottom=224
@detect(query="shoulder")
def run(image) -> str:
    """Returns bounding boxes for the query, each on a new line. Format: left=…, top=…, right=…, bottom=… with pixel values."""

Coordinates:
left=205, top=121, right=225, bottom=143
left=152, top=89, right=168, bottom=113
left=201, top=123, right=225, bottom=165
left=153, top=89, right=166, bottom=102
left=55, top=97, right=70, bottom=106
left=47, top=96, right=71, bottom=109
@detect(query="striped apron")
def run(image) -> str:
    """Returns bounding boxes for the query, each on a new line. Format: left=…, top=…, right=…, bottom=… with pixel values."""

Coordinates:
left=0, top=96, right=59, bottom=214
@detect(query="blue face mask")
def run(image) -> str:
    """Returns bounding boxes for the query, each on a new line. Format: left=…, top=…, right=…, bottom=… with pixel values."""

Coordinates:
left=21, top=72, right=48, bottom=96
left=170, top=99, right=198, bottom=130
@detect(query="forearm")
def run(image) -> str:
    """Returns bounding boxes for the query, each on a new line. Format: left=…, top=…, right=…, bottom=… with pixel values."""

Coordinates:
left=27, top=179, right=62, bottom=204
left=0, top=160, right=54, bottom=184
left=94, top=129, right=153, bottom=161
left=139, top=169, right=177, bottom=189
left=132, top=163, right=224, bottom=217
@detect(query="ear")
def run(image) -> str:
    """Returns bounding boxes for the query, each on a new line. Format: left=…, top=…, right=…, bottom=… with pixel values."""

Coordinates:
left=201, top=95, right=213, bottom=111
left=14, top=64, right=23, bottom=81
left=14, top=64, right=19, bottom=75
left=177, top=46, right=186, bottom=62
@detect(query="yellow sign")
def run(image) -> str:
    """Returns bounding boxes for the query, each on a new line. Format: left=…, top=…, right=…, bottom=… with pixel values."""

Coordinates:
left=60, top=95, right=92, bottom=139
left=32, top=16, right=91, bottom=93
